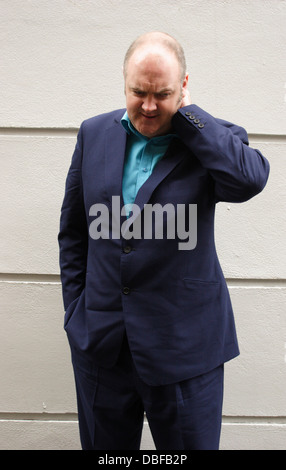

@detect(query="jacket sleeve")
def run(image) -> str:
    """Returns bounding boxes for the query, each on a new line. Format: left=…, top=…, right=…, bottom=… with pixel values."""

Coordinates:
left=58, top=123, right=88, bottom=311
left=172, top=104, right=270, bottom=203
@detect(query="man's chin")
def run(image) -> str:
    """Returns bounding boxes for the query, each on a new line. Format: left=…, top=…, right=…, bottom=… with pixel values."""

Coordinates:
left=138, top=121, right=171, bottom=139
left=137, top=124, right=159, bottom=138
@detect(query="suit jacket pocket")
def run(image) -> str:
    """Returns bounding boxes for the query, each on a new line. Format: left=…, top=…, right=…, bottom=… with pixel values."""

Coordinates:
left=179, top=279, right=223, bottom=340
left=182, top=278, right=221, bottom=304
left=64, top=289, right=84, bottom=328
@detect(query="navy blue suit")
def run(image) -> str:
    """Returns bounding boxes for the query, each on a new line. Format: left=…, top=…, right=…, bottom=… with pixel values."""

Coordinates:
left=58, top=104, right=269, bottom=449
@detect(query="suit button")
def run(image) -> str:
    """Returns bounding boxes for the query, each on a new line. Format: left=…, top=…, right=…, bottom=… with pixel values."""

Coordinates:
left=185, top=111, right=192, bottom=116
left=194, top=119, right=200, bottom=124
left=122, top=287, right=130, bottom=295
left=188, top=115, right=196, bottom=120
left=198, top=123, right=205, bottom=128
left=123, top=246, right=132, bottom=254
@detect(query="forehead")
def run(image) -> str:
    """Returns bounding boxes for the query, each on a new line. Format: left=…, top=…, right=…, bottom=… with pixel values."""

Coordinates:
left=126, top=45, right=180, bottom=85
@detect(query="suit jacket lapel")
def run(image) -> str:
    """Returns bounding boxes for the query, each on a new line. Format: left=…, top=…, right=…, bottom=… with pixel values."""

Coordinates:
left=122, top=138, right=187, bottom=235
left=104, top=116, right=127, bottom=208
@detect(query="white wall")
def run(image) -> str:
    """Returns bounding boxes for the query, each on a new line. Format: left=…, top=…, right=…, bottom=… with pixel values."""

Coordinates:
left=1, top=0, right=285, bottom=450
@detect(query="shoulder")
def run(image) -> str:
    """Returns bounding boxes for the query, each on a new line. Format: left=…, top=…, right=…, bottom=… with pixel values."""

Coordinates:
left=80, top=108, right=126, bottom=133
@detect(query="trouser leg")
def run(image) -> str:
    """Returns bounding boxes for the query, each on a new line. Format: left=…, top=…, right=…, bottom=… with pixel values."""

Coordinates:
left=71, top=341, right=144, bottom=450
left=138, top=365, right=224, bottom=450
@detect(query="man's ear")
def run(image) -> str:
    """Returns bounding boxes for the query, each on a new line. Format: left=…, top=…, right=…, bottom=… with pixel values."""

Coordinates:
left=182, top=73, right=189, bottom=91
left=179, top=74, right=191, bottom=108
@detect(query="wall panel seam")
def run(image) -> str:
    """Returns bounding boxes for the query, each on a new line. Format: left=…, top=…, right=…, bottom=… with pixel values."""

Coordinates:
left=0, top=127, right=285, bottom=143
left=1, top=275, right=286, bottom=287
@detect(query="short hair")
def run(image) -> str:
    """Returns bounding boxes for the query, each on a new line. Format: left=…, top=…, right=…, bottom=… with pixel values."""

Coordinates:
left=123, top=31, right=187, bottom=83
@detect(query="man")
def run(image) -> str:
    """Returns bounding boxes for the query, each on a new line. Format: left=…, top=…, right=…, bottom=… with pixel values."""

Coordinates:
left=58, top=32, right=269, bottom=450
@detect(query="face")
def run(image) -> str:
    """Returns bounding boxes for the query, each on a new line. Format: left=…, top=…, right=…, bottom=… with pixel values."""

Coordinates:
left=124, top=46, right=188, bottom=138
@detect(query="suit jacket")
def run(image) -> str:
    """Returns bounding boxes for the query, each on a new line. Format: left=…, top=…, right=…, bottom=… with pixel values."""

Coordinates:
left=58, top=104, right=270, bottom=386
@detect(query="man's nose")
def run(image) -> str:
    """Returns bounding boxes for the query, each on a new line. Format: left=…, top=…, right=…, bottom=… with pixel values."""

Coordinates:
left=141, top=95, right=157, bottom=113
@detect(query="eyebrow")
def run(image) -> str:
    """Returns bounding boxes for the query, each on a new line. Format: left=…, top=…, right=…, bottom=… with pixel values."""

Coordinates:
left=130, top=87, right=144, bottom=92
left=158, top=88, right=173, bottom=93
left=130, top=86, right=174, bottom=94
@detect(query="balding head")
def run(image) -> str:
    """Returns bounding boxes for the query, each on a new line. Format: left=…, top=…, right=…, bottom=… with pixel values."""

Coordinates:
left=123, top=31, right=187, bottom=84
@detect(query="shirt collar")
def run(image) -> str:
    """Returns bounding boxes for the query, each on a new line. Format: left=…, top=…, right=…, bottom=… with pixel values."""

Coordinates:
left=121, top=111, right=148, bottom=140
left=121, top=111, right=176, bottom=143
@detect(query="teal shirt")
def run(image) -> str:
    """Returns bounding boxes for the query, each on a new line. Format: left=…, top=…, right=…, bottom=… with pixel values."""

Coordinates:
left=121, top=111, right=175, bottom=214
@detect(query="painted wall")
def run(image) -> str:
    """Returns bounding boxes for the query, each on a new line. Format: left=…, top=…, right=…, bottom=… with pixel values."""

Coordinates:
left=1, top=0, right=285, bottom=449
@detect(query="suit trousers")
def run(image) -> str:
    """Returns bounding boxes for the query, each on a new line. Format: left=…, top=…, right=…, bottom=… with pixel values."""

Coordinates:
left=70, top=334, right=224, bottom=450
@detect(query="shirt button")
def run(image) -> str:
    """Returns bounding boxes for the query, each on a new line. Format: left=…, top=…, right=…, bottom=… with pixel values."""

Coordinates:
left=123, top=246, right=132, bottom=254
left=122, top=287, right=130, bottom=295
